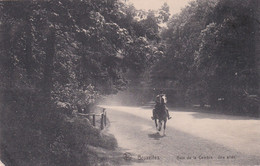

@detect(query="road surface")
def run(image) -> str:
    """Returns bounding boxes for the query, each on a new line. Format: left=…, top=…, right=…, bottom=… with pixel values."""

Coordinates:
left=103, top=105, right=260, bottom=166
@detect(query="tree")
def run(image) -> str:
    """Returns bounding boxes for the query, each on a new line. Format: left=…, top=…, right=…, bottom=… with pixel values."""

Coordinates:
left=150, top=0, right=259, bottom=113
left=195, top=0, right=259, bottom=112
left=0, top=0, right=161, bottom=165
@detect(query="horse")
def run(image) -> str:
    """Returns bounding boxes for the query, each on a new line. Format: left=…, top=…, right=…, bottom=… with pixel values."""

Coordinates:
left=154, top=105, right=168, bottom=135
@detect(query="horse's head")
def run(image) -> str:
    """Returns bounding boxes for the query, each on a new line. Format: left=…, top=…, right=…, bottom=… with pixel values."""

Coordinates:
left=161, top=95, right=167, bottom=104
left=156, top=94, right=167, bottom=104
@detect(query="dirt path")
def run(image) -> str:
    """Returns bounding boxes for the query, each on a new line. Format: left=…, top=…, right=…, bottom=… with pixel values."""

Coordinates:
left=103, top=105, right=260, bottom=166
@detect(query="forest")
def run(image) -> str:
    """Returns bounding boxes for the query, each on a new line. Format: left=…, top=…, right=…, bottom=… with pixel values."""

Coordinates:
left=0, top=0, right=259, bottom=165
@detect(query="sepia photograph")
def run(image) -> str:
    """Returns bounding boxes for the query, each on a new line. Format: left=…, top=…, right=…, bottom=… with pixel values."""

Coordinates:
left=0, top=0, right=259, bottom=165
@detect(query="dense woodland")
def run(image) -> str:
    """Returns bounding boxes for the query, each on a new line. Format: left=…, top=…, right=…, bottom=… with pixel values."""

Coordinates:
left=0, top=0, right=259, bottom=165
left=151, top=0, right=259, bottom=115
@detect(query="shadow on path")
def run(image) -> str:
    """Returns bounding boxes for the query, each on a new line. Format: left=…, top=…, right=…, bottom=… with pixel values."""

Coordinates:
left=190, top=111, right=260, bottom=120
left=168, top=107, right=260, bottom=120
left=148, top=132, right=165, bottom=140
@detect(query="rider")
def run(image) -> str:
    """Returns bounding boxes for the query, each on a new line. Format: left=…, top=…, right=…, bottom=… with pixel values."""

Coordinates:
left=151, top=90, right=171, bottom=120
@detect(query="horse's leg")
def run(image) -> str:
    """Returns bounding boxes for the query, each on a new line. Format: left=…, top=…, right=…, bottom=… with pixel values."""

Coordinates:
left=163, top=120, right=167, bottom=135
left=154, top=119, right=158, bottom=129
left=158, top=121, right=162, bottom=131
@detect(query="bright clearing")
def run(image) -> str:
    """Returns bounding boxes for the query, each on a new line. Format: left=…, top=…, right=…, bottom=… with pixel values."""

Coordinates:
left=126, top=0, right=194, bottom=14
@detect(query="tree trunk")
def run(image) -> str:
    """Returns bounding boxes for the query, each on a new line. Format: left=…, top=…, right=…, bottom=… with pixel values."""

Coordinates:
left=42, top=28, right=55, bottom=100
left=24, top=18, right=34, bottom=83
left=253, top=0, right=260, bottom=116
left=1, top=24, right=14, bottom=88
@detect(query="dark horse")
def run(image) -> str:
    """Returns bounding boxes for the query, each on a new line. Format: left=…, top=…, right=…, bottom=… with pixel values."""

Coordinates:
left=154, top=106, right=167, bottom=135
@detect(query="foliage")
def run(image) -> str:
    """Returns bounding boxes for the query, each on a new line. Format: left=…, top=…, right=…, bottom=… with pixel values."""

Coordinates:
left=1, top=0, right=258, bottom=165
left=150, top=0, right=259, bottom=114
left=0, top=0, right=159, bottom=165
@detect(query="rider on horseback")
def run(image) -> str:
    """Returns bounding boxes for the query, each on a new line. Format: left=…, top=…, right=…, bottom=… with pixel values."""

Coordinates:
left=151, top=90, right=171, bottom=120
